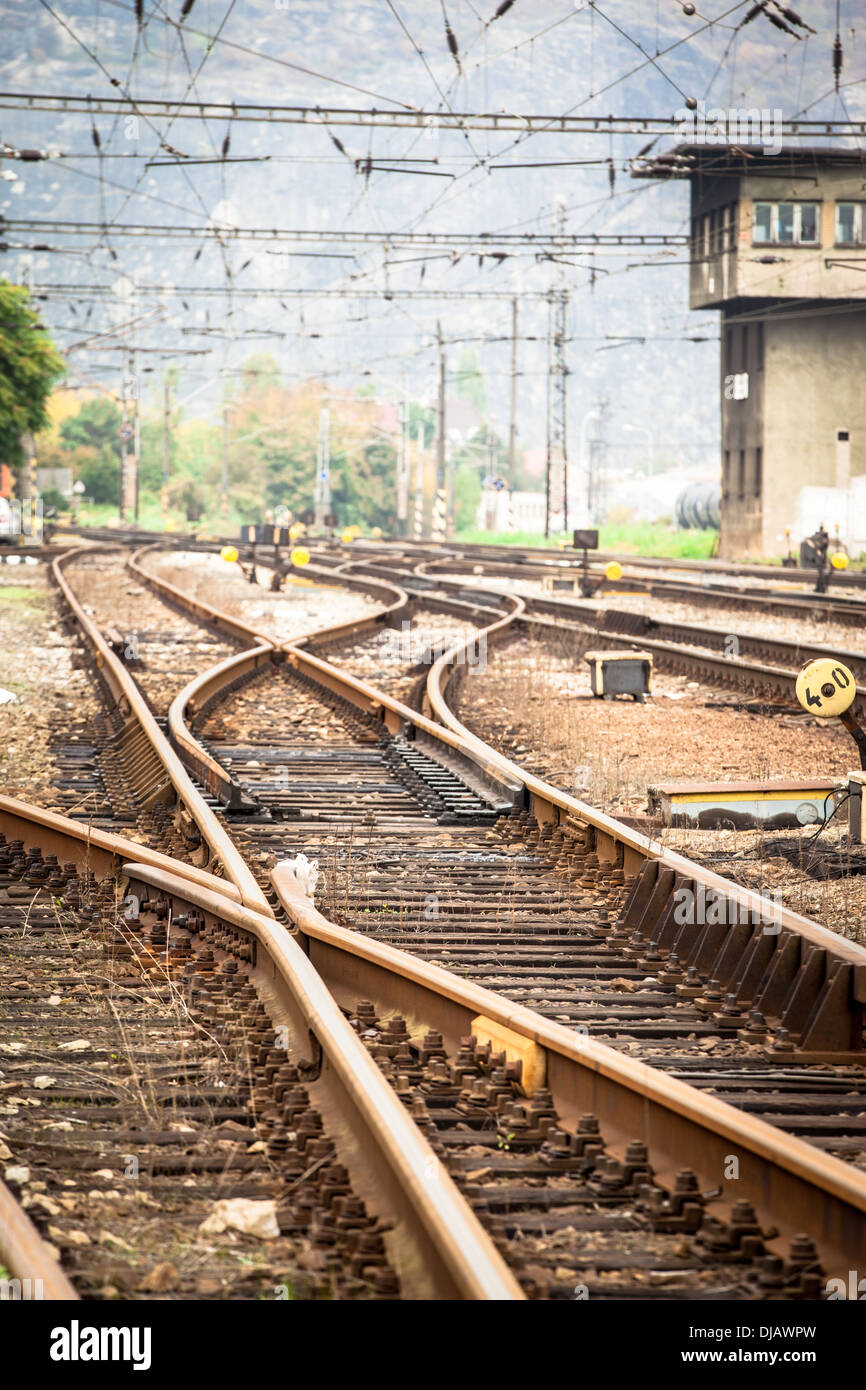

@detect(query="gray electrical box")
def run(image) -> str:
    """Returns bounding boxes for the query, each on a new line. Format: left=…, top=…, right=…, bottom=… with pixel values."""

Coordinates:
left=585, top=649, right=653, bottom=702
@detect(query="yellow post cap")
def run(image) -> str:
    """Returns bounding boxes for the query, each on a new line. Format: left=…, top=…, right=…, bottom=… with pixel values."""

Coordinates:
left=220, top=545, right=239, bottom=564
left=831, top=551, right=849, bottom=570
left=289, top=522, right=305, bottom=540
left=291, top=546, right=310, bottom=567
left=795, top=658, right=856, bottom=718
left=341, top=528, right=355, bottom=543
left=604, top=561, right=623, bottom=582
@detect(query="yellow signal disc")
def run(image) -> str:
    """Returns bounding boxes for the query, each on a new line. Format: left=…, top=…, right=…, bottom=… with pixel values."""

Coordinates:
left=604, top=561, right=623, bottom=582
left=220, top=545, right=238, bottom=564
left=831, top=551, right=849, bottom=570
left=291, top=546, right=310, bottom=567
left=795, top=658, right=856, bottom=718
left=289, top=522, right=305, bottom=540
left=370, top=526, right=383, bottom=540
left=341, top=528, right=355, bottom=543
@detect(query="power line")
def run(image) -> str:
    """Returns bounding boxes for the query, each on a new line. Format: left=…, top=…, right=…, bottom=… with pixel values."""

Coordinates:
left=5, top=91, right=865, bottom=137
left=3, top=219, right=688, bottom=250
left=26, top=282, right=555, bottom=301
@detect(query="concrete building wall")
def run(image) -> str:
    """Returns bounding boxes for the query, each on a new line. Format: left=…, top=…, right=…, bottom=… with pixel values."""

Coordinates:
left=760, top=309, right=866, bottom=555
left=718, top=311, right=765, bottom=556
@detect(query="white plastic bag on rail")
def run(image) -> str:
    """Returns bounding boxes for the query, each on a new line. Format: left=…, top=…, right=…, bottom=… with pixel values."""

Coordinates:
left=278, top=853, right=319, bottom=899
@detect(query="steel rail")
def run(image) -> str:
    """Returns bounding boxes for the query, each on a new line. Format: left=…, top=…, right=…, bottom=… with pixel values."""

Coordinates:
left=0, top=794, right=242, bottom=902
left=518, top=591, right=866, bottom=675
left=120, top=862, right=522, bottom=1301
left=405, top=549, right=866, bottom=624
left=128, top=545, right=410, bottom=643
left=269, top=863, right=866, bottom=1283
left=0, top=1178, right=78, bottom=1302
left=356, top=537, right=866, bottom=591
left=51, top=547, right=273, bottom=915
left=420, top=594, right=866, bottom=974
left=167, top=645, right=279, bottom=808
left=41, top=540, right=866, bottom=1280
left=140, top=541, right=866, bottom=975
left=408, top=565, right=866, bottom=706
left=58, top=537, right=864, bottom=1056
left=0, top=793, right=521, bottom=1300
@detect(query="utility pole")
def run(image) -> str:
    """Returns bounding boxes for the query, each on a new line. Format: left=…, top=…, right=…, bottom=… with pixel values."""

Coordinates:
left=221, top=402, right=229, bottom=521
left=484, top=432, right=498, bottom=531
left=507, top=296, right=518, bottom=534
left=314, top=407, right=330, bottom=529
left=544, top=200, right=569, bottom=538
left=132, top=347, right=141, bottom=521
left=161, top=373, right=171, bottom=515
left=396, top=380, right=410, bottom=532
left=414, top=421, right=425, bottom=539
left=433, top=322, right=447, bottom=541
left=119, top=346, right=136, bottom=521
left=587, top=396, right=610, bottom=522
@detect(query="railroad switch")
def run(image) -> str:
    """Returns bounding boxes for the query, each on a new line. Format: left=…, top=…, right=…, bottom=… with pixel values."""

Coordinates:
left=585, top=649, right=653, bottom=702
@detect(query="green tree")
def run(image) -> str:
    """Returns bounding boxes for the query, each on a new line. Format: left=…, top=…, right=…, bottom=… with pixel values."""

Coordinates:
left=0, top=282, right=65, bottom=473
left=58, top=397, right=124, bottom=505
left=59, top=396, right=122, bottom=455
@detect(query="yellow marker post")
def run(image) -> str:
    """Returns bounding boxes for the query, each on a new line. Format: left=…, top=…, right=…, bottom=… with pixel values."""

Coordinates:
left=220, top=545, right=239, bottom=565
left=604, top=561, right=623, bottom=582
left=795, top=658, right=856, bottom=719
left=797, top=658, right=866, bottom=770
left=290, top=546, right=310, bottom=567
left=340, top=528, right=355, bottom=544
left=831, top=551, right=850, bottom=571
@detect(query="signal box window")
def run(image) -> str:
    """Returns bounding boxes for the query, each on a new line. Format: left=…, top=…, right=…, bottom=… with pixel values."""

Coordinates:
left=753, top=201, right=820, bottom=245
left=836, top=203, right=864, bottom=246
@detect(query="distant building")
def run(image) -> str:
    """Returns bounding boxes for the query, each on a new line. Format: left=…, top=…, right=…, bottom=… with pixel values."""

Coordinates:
left=476, top=488, right=546, bottom=533
left=634, top=146, right=866, bottom=557
left=36, top=467, right=73, bottom=499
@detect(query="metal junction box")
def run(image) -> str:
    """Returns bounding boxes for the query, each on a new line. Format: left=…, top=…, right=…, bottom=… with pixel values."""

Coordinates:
left=649, top=778, right=846, bottom=830
left=585, top=649, right=653, bottom=702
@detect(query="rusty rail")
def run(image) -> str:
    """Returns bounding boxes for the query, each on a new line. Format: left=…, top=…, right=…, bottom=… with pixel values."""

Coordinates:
left=51, top=547, right=273, bottom=916
left=270, top=862, right=866, bottom=1284
left=25, top=535, right=866, bottom=1293
left=138, top=538, right=866, bottom=1058
left=0, top=789, right=523, bottom=1300
left=0, top=1178, right=78, bottom=1302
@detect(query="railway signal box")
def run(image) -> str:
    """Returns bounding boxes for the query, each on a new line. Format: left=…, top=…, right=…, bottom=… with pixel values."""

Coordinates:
left=633, top=145, right=866, bottom=559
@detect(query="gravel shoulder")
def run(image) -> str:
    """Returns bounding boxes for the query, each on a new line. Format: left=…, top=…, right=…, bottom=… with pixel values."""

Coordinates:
left=0, top=560, right=102, bottom=811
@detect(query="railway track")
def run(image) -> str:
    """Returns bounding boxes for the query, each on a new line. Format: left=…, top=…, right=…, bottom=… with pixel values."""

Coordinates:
left=336, top=542, right=866, bottom=630
left=329, top=548, right=866, bottom=716
left=4, top=537, right=866, bottom=1302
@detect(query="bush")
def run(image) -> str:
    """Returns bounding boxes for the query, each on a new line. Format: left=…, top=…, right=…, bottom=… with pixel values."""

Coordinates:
left=166, top=476, right=207, bottom=522
left=39, top=488, right=68, bottom=511
left=78, top=450, right=120, bottom=505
